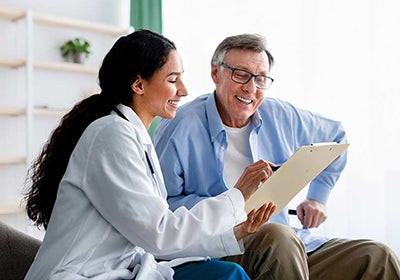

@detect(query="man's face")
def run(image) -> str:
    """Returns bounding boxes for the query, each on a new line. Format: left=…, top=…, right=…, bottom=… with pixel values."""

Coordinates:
left=212, top=48, right=270, bottom=128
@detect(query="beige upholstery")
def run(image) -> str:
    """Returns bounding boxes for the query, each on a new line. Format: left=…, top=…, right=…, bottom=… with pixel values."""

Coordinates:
left=0, top=221, right=41, bottom=280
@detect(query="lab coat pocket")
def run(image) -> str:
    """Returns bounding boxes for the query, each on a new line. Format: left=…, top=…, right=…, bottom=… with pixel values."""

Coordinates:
left=134, top=253, right=173, bottom=280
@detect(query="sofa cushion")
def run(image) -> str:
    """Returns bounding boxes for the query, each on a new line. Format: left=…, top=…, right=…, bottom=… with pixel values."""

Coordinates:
left=0, top=221, right=41, bottom=280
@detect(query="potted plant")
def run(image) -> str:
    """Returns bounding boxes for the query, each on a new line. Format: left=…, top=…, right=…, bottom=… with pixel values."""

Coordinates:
left=59, top=37, right=91, bottom=63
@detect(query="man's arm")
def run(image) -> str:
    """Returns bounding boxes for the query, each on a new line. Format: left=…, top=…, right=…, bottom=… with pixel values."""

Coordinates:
left=296, top=110, right=348, bottom=228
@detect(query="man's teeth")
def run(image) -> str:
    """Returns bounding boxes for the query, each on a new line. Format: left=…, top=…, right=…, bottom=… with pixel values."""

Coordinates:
left=236, top=95, right=252, bottom=104
left=168, top=100, right=178, bottom=105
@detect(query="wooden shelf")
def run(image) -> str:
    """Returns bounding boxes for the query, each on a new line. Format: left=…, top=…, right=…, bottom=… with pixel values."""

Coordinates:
left=0, top=6, right=25, bottom=21
left=0, top=107, right=69, bottom=117
left=0, top=204, right=25, bottom=215
left=0, top=58, right=97, bottom=74
left=33, top=107, right=68, bottom=117
left=34, top=61, right=98, bottom=75
left=0, top=156, right=26, bottom=165
left=1, top=7, right=129, bottom=36
left=33, top=12, right=129, bottom=36
left=0, top=107, right=26, bottom=116
left=0, top=57, right=26, bottom=68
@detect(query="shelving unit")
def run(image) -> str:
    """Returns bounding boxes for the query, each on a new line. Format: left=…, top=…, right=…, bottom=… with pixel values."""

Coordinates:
left=33, top=107, right=68, bottom=117
left=0, top=58, right=26, bottom=68
left=0, top=157, right=26, bottom=165
left=33, top=12, right=128, bottom=36
left=0, top=204, right=25, bottom=215
left=0, top=107, right=25, bottom=116
left=0, top=6, right=25, bottom=21
left=0, top=59, right=97, bottom=74
left=34, top=61, right=98, bottom=75
left=0, top=6, right=130, bottom=216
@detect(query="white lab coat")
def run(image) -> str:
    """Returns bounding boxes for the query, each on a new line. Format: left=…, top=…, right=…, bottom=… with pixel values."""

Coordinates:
left=25, top=104, right=246, bottom=280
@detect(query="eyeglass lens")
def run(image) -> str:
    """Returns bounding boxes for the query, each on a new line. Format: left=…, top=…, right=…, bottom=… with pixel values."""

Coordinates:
left=231, top=69, right=271, bottom=89
left=221, top=62, right=273, bottom=89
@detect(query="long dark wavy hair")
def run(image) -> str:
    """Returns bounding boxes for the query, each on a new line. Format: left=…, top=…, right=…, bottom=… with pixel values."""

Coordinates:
left=24, top=29, right=176, bottom=229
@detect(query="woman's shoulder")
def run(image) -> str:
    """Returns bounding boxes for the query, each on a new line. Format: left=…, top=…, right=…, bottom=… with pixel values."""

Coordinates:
left=81, top=115, right=140, bottom=146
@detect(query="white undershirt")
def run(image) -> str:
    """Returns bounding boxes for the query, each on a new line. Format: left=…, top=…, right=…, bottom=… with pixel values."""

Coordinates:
left=223, top=123, right=253, bottom=189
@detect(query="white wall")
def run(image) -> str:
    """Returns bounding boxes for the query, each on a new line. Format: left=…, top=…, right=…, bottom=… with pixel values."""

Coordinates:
left=163, top=0, right=400, bottom=255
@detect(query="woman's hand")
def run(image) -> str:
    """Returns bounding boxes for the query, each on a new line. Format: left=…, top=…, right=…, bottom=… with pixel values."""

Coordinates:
left=234, top=202, right=276, bottom=241
left=234, top=160, right=274, bottom=201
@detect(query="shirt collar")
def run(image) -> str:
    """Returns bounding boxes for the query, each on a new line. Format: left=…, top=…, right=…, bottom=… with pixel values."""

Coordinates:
left=205, top=93, right=225, bottom=142
left=205, top=92, right=263, bottom=142
left=251, top=108, right=263, bottom=131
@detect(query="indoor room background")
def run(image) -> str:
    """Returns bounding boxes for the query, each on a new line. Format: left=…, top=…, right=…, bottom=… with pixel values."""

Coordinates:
left=1, top=0, right=399, bottom=256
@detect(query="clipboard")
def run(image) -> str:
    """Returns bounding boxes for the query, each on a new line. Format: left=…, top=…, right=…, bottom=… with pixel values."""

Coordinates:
left=245, top=142, right=349, bottom=214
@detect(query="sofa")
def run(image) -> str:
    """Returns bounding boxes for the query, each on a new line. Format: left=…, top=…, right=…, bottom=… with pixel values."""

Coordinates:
left=0, top=221, right=41, bottom=280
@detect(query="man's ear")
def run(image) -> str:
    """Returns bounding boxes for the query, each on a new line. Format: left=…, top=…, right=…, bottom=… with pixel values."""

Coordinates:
left=211, top=65, right=219, bottom=84
left=131, top=76, right=144, bottom=95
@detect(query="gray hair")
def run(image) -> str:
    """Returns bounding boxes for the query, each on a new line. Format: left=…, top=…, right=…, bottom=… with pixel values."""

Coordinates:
left=211, top=33, right=274, bottom=70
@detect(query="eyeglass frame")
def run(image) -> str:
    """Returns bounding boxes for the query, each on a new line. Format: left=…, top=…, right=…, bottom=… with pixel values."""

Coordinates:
left=220, top=62, right=274, bottom=90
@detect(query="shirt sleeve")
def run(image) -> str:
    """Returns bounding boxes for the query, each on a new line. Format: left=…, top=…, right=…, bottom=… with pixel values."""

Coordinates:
left=286, top=104, right=348, bottom=205
left=80, top=120, right=247, bottom=255
left=307, top=119, right=347, bottom=204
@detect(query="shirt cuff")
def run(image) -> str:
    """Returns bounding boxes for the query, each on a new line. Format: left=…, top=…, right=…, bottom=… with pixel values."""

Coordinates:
left=222, top=188, right=247, bottom=224
left=307, top=183, right=332, bottom=205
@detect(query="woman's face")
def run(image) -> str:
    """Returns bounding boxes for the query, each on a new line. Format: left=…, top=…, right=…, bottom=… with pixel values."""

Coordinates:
left=133, top=50, right=188, bottom=128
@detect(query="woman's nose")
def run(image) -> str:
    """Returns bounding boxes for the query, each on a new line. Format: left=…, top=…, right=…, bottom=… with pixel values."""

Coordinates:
left=178, top=80, right=188, bottom=97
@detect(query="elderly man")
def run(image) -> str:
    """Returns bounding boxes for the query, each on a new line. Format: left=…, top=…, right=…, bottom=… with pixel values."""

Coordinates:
left=153, top=33, right=400, bottom=279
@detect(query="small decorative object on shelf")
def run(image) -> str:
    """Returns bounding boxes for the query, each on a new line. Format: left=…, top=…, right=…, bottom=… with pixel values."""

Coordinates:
left=59, top=37, right=91, bottom=63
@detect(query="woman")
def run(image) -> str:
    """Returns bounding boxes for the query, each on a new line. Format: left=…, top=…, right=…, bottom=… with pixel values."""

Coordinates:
left=24, top=30, right=275, bottom=279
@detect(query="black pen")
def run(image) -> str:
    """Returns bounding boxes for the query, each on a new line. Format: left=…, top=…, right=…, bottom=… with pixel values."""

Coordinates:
left=271, top=165, right=280, bottom=172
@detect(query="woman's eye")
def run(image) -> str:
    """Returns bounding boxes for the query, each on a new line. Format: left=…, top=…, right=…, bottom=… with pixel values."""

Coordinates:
left=169, top=80, right=177, bottom=84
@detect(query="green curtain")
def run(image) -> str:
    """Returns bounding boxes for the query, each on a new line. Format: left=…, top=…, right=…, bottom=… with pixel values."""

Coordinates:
left=130, top=0, right=162, bottom=33
left=130, top=0, right=163, bottom=136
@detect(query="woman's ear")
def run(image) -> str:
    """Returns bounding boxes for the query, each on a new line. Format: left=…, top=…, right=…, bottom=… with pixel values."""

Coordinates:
left=131, top=76, right=144, bottom=95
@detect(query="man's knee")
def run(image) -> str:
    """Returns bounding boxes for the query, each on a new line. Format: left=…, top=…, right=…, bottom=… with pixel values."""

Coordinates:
left=318, top=238, right=400, bottom=279
left=247, top=223, right=300, bottom=246
left=242, top=223, right=309, bottom=279
left=361, top=240, right=400, bottom=267
left=244, top=222, right=306, bottom=257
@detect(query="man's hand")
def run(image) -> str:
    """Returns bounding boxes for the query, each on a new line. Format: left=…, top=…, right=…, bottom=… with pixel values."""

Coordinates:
left=234, top=160, right=274, bottom=201
left=296, top=199, right=327, bottom=229
left=234, top=202, right=276, bottom=241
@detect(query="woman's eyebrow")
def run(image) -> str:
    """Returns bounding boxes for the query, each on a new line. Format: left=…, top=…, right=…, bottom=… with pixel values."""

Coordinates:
left=168, top=71, right=184, bottom=77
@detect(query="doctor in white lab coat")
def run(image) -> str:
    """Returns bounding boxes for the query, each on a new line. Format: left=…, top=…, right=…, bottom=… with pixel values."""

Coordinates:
left=24, top=30, right=275, bottom=280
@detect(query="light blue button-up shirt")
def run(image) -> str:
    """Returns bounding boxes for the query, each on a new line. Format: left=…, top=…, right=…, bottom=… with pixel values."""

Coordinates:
left=154, top=93, right=348, bottom=252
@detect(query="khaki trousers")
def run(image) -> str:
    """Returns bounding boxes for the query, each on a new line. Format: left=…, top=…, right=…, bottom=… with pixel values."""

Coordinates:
left=221, top=223, right=400, bottom=280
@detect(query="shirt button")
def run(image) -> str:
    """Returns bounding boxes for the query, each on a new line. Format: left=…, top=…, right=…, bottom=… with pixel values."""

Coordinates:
left=152, top=263, right=157, bottom=269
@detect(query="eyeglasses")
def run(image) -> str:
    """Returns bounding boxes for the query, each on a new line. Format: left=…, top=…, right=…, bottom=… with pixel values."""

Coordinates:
left=220, top=62, right=274, bottom=90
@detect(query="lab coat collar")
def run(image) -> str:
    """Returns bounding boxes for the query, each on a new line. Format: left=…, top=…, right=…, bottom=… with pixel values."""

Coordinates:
left=114, top=104, right=153, bottom=147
